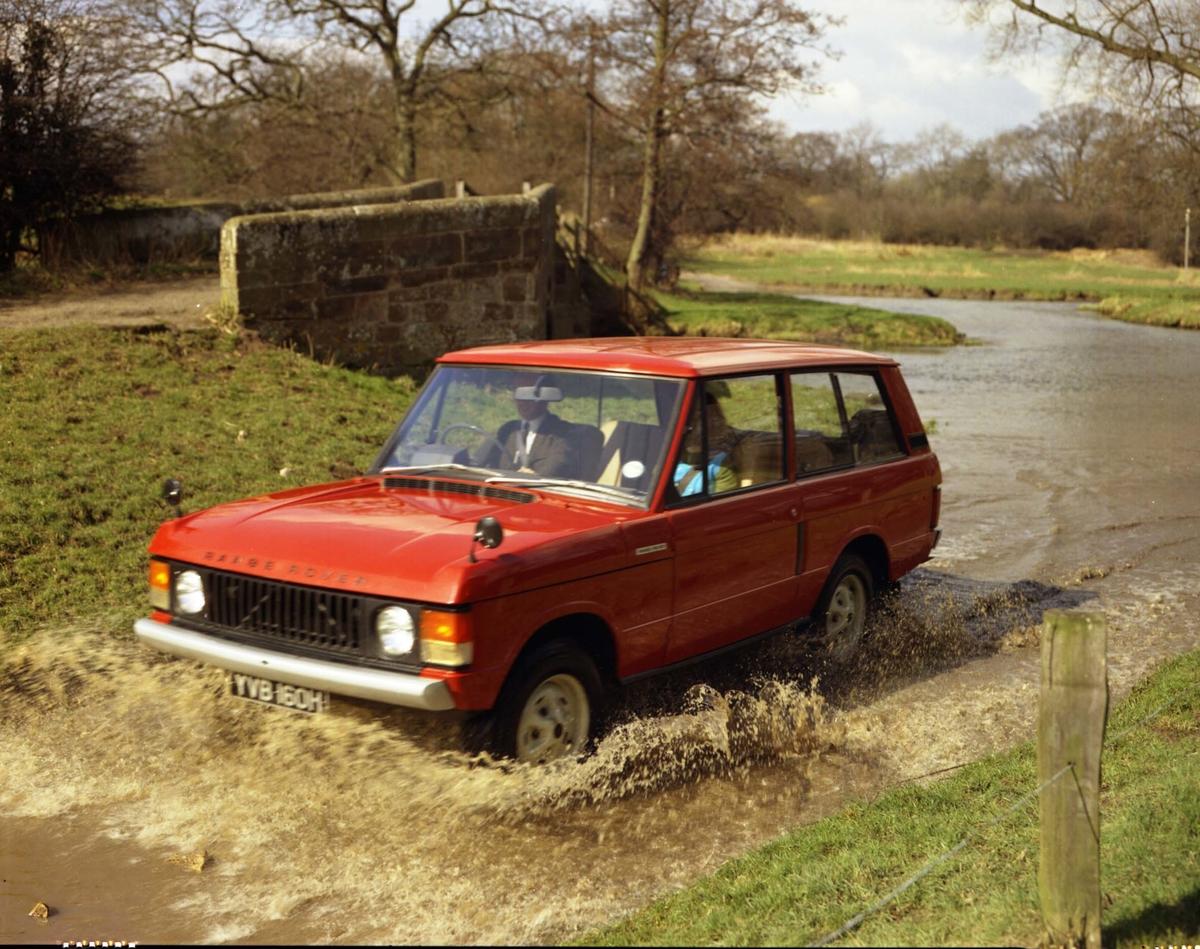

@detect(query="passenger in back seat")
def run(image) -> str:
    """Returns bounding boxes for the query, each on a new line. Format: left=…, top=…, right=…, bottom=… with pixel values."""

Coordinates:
left=673, top=396, right=738, bottom=496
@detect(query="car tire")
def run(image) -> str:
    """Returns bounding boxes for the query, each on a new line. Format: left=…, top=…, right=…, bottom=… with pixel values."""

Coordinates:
left=492, top=641, right=601, bottom=764
left=813, top=554, right=874, bottom=662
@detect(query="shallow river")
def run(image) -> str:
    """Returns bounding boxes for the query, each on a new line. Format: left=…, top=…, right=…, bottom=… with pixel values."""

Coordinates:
left=3, top=299, right=1198, bottom=944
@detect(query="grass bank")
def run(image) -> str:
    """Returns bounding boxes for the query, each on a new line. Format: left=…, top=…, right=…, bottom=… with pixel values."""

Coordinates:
left=683, top=235, right=1200, bottom=329
left=0, top=327, right=414, bottom=640
left=651, top=287, right=963, bottom=348
left=583, top=649, right=1200, bottom=947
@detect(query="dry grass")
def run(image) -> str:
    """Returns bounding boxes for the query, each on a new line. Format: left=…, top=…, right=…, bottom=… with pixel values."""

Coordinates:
left=1054, top=247, right=1165, bottom=268
left=684, top=232, right=943, bottom=261
left=694, top=232, right=1176, bottom=271
left=681, top=234, right=1200, bottom=328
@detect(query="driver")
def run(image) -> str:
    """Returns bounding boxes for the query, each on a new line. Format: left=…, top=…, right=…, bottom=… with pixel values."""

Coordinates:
left=481, top=375, right=579, bottom=478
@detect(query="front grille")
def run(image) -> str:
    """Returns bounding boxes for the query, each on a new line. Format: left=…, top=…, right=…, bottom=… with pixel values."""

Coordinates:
left=384, top=476, right=534, bottom=504
left=203, top=570, right=367, bottom=656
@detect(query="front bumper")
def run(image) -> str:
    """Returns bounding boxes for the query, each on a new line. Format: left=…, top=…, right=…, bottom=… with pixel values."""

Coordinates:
left=134, top=617, right=455, bottom=711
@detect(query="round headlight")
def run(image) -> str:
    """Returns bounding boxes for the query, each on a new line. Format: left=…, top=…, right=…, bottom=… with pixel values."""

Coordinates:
left=174, top=570, right=206, bottom=614
left=376, top=606, right=416, bottom=656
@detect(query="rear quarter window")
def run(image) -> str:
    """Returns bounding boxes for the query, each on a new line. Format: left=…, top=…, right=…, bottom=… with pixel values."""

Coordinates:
left=835, top=372, right=905, bottom=464
left=790, top=370, right=905, bottom=475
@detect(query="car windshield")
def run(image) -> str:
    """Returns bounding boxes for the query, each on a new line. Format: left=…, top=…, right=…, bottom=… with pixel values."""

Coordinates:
left=372, top=365, right=686, bottom=506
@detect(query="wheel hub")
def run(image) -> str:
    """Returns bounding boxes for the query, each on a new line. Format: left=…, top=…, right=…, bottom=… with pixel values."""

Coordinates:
left=515, top=673, right=589, bottom=764
left=823, top=573, right=867, bottom=661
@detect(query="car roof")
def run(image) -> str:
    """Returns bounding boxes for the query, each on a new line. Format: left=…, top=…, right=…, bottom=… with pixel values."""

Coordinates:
left=438, top=337, right=898, bottom=378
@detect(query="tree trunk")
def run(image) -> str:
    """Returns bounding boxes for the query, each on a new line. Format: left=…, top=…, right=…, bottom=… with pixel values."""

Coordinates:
left=0, top=235, right=16, bottom=273
left=0, top=213, right=20, bottom=273
left=390, top=82, right=419, bottom=183
left=624, top=0, right=671, bottom=294
left=582, top=29, right=596, bottom=255
left=625, top=108, right=665, bottom=293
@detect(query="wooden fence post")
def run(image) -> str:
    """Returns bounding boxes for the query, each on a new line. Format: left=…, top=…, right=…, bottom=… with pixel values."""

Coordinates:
left=1039, top=610, right=1108, bottom=949
left=1185, top=207, right=1191, bottom=270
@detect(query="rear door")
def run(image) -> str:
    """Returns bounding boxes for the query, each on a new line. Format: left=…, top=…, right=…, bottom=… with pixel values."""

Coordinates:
left=791, top=368, right=927, bottom=612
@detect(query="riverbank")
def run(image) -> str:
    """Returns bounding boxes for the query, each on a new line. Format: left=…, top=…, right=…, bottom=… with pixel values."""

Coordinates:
left=583, top=647, right=1200, bottom=946
left=651, top=285, right=963, bottom=347
left=682, top=235, right=1200, bottom=329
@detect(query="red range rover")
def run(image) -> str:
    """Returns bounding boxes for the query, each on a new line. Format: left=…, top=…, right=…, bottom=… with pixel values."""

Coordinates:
left=137, top=338, right=941, bottom=763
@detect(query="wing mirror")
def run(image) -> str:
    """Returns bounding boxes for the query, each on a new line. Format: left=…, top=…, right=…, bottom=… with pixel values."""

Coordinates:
left=468, top=516, right=503, bottom=563
left=162, top=478, right=183, bottom=518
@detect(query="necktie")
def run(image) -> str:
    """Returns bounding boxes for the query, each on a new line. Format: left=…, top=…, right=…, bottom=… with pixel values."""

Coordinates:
left=518, top=421, right=530, bottom=467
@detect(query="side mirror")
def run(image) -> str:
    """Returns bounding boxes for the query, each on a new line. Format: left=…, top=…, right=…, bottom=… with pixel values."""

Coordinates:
left=162, top=478, right=183, bottom=518
left=468, top=516, right=503, bottom=563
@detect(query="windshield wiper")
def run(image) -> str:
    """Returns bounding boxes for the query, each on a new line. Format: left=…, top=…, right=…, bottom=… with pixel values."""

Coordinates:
left=380, top=463, right=500, bottom=477
left=484, top=476, right=639, bottom=504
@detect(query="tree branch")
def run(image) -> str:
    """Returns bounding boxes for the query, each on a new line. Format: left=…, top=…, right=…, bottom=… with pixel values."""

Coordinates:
left=1009, top=0, right=1200, bottom=81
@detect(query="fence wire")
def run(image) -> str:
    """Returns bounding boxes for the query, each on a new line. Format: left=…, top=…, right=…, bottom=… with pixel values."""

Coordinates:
left=810, top=764, right=1071, bottom=947
left=809, top=684, right=1191, bottom=947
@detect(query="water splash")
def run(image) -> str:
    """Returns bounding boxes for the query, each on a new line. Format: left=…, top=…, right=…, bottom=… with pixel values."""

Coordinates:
left=2, top=566, right=1192, bottom=943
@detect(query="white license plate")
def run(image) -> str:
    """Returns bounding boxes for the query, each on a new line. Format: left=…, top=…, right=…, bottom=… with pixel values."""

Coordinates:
left=229, top=673, right=329, bottom=714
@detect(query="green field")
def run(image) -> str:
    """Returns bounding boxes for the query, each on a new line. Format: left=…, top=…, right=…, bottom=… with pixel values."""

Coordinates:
left=683, top=235, right=1200, bottom=329
left=582, top=649, right=1200, bottom=947
left=0, top=327, right=414, bottom=639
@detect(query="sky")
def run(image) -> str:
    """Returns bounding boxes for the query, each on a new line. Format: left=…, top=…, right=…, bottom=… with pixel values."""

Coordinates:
left=765, top=0, right=1080, bottom=142
left=400, top=0, right=1084, bottom=146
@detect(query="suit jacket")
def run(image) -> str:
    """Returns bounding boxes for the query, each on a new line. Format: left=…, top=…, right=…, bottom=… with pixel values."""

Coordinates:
left=487, top=413, right=579, bottom=479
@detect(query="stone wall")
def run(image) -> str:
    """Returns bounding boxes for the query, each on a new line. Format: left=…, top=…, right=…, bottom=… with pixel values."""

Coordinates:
left=220, top=184, right=559, bottom=374
left=39, top=180, right=445, bottom=267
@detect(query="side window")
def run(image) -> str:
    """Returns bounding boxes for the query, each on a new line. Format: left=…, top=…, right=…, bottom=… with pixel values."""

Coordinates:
left=835, top=372, right=904, bottom=463
left=671, top=375, right=784, bottom=500
left=790, top=373, right=845, bottom=473
left=720, top=375, right=785, bottom=491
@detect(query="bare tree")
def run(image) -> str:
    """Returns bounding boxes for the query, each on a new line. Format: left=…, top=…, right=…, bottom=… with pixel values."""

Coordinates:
left=966, top=1, right=1200, bottom=256
left=144, top=54, right=395, bottom=198
left=581, top=0, right=831, bottom=291
left=132, top=0, right=542, bottom=183
left=1008, top=104, right=1108, bottom=203
left=969, top=1, right=1200, bottom=108
left=0, top=0, right=139, bottom=271
left=835, top=122, right=892, bottom=199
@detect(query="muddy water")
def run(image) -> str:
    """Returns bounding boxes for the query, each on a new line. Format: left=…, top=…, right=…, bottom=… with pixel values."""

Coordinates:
left=861, top=297, right=1200, bottom=584
left=3, top=300, right=1199, bottom=945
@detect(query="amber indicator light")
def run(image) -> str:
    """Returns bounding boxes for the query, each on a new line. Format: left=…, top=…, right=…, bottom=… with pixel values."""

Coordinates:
left=150, top=561, right=170, bottom=590
left=420, top=610, right=470, bottom=643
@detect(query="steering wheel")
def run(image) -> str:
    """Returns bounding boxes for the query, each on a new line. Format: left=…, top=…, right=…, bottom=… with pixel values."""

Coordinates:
left=438, top=423, right=486, bottom=442
left=436, top=423, right=504, bottom=467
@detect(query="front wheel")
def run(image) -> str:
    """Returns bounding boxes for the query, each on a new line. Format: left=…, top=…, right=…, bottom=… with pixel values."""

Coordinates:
left=813, top=554, right=874, bottom=662
left=493, top=642, right=601, bottom=764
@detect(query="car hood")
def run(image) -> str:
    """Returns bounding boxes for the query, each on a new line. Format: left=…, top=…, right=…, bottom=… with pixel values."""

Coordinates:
left=148, top=476, right=642, bottom=603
